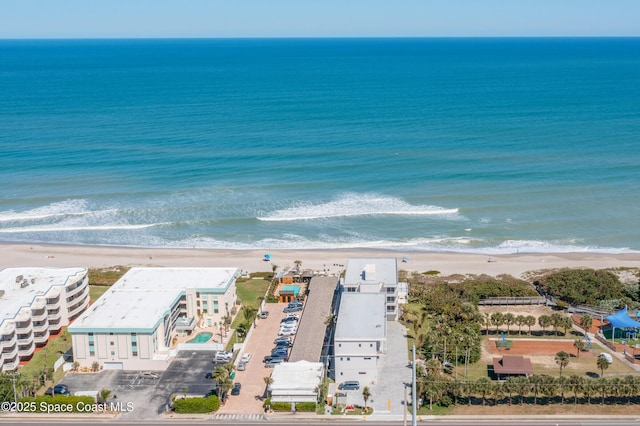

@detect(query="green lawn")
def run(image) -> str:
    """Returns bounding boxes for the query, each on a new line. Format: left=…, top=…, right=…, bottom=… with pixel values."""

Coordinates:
left=89, top=285, right=110, bottom=302
left=21, top=329, right=73, bottom=392
left=235, top=278, right=270, bottom=310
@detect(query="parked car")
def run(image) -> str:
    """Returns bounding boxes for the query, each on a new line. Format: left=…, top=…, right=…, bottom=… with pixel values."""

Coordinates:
left=281, top=317, right=298, bottom=324
left=45, top=384, right=70, bottom=396
left=231, top=382, right=242, bottom=395
left=139, top=371, right=159, bottom=379
left=338, top=381, right=360, bottom=391
left=263, top=354, right=286, bottom=363
left=260, top=311, right=269, bottom=319
left=274, top=336, right=292, bottom=344
left=237, top=361, right=247, bottom=371
left=288, top=300, right=303, bottom=307
left=279, top=323, right=297, bottom=330
left=274, top=341, right=292, bottom=348
left=285, top=313, right=299, bottom=319
left=278, top=328, right=297, bottom=336
left=283, top=305, right=302, bottom=313
left=205, top=372, right=214, bottom=379
left=265, top=358, right=285, bottom=368
left=271, top=348, right=288, bottom=357
left=213, top=350, right=233, bottom=363
left=241, top=353, right=252, bottom=363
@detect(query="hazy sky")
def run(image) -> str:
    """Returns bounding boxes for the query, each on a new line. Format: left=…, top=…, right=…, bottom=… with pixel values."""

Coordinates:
left=1, top=0, right=639, bottom=38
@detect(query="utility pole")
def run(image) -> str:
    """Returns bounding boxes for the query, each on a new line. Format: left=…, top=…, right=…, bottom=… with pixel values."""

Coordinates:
left=412, top=344, right=417, bottom=426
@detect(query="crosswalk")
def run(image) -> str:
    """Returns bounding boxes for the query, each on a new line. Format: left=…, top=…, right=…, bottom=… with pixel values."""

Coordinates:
left=213, top=413, right=266, bottom=421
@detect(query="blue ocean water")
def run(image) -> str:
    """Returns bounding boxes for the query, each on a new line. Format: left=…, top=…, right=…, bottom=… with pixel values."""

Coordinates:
left=1, top=38, right=639, bottom=253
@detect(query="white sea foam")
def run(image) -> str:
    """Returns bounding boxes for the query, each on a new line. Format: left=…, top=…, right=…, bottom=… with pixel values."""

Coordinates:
left=0, top=223, right=161, bottom=233
left=0, top=199, right=117, bottom=223
left=257, top=193, right=460, bottom=222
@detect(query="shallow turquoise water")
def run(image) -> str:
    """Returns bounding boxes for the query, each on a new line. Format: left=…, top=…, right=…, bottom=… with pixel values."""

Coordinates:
left=187, top=332, right=213, bottom=344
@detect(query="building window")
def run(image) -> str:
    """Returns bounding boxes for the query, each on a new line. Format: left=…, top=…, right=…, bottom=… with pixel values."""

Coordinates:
left=364, top=357, right=371, bottom=360
left=213, top=301, right=219, bottom=314
left=131, top=333, right=138, bottom=357
left=386, top=287, right=394, bottom=293
left=358, top=344, right=361, bottom=347
left=202, top=302, right=208, bottom=313
left=110, top=351, right=115, bottom=356
left=88, top=333, right=95, bottom=357
left=338, top=343, right=341, bottom=347
left=346, top=287, right=356, bottom=292
left=370, top=344, right=373, bottom=347
left=347, top=357, right=350, bottom=361
left=387, top=296, right=395, bottom=303
left=340, top=357, right=343, bottom=361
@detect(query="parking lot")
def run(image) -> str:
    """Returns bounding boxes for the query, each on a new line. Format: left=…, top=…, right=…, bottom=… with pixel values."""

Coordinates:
left=219, top=301, right=299, bottom=414
left=60, top=350, right=218, bottom=419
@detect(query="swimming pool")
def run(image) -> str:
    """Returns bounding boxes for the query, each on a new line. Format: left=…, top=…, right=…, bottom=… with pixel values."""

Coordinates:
left=187, top=332, right=213, bottom=344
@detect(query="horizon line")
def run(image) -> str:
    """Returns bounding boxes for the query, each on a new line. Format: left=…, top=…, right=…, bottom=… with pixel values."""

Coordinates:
left=1, top=35, right=640, bottom=41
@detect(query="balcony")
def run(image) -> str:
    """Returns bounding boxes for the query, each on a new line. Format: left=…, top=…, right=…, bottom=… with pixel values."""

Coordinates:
left=15, top=321, right=32, bottom=334
left=33, top=331, right=49, bottom=346
left=32, top=321, right=49, bottom=334
left=0, top=334, right=17, bottom=349
left=68, top=296, right=90, bottom=319
left=2, top=356, right=19, bottom=371
left=65, top=282, right=88, bottom=299
left=18, top=342, right=35, bottom=358
left=31, top=308, right=48, bottom=322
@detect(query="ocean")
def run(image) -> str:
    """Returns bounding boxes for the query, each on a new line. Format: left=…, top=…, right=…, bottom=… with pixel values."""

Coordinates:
left=1, top=38, right=639, bottom=254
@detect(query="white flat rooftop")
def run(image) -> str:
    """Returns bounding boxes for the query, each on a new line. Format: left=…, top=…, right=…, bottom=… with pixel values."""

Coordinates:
left=0, top=267, right=86, bottom=325
left=344, top=258, right=398, bottom=286
left=271, top=360, right=324, bottom=391
left=69, top=267, right=237, bottom=332
left=335, top=293, right=386, bottom=340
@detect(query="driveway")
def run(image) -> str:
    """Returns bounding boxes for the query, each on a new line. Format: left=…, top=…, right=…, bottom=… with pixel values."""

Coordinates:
left=367, top=321, right=411, bottom=415
left=218, top=302, right=294, bottom=414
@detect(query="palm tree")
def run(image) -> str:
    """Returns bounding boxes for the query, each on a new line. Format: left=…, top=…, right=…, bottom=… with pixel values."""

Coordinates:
left=556, top=376, right=568, bottom=404
left=515, top=315, right=525, bottom=335
left=524, top=315, right=536, bottom=336
left=550, top=313, right=564, bottom=336
left=513, top=376, right=529, bottom=405
left=483, top=312, right=491, bottom=335
left=573, top=339, right=585, bottom=358
left=256, top=296, right=265, bottom=314
left=476, top=377, right=491, bottom=406
left=504, top=377, right=518, bottom=405
left=567, top=375, right=584, bottom=405
left=490, top=312, right=504, bottom=333
left=528, top=375, right=544, bottom=405
left=622, top=375, right=639, bottom=405
left=555, top=351, right=570, bottom=377
left=503, top=313, right=515, bottom=335
left=538, top=315, right=551, bottom=335
left=582, top=378, right=596, bottom=404
left=99, top=388, right=112, bottom=403
left=263, top=376, right=274, bottom=397
left=596, top=377, right=607, bottom=405
left=579, top=314, right=593, bottom=334
left=596, top=355, right=610, bottom=378
left=561, top=316, right=573, bottom=336
left=362, top=386, right=371, bottom=412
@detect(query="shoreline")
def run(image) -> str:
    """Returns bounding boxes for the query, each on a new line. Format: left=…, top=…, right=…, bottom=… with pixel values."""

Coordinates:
left=2, top=242, right=639, bottom=278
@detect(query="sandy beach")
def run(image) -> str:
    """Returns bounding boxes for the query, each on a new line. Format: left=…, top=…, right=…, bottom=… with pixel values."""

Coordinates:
left=1, top=243, right=639, bottom=278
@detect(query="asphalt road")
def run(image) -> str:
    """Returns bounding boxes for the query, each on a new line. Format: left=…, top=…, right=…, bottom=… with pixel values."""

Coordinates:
left=2, top=418, right=640, bottom=426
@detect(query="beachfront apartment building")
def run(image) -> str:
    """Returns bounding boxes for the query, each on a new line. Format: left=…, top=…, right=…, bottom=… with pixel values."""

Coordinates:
left=68, top=267, right=238, bottom=371
left=0, top=267, right=89, bottom=372
left=334, top=292, right=386, bottom=385
left=343, top=258, right=400, bottom=320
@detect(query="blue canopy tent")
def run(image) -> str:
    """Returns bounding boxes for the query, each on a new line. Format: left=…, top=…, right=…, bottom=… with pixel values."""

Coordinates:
left=263, top=253, right=272, bottom=262
left=603, top=307, right=640, bottom=341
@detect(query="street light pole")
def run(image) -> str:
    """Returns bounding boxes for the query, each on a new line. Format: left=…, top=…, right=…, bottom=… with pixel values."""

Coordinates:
left=412, top=344, right=417, bottom=426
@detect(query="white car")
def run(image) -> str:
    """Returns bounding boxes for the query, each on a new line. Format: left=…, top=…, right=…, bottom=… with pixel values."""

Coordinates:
left=278, top=328, right=297, bottom=336
left=241, top=353, right=252, bottom=363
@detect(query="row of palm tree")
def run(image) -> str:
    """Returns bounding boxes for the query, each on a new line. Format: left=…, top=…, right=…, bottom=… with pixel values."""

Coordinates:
left=483, top=312, right=575, bottom=336
left=417, top=374, right=640, bottom=410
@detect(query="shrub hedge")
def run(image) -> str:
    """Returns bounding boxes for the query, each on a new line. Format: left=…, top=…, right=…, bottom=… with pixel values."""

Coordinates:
left=172, top=395, right=220, bottom=413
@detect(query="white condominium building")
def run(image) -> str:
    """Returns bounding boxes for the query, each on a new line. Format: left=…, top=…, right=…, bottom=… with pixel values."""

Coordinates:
left=0, top=267, right=90, bottom=372
left=343, top=258, right=399, bottom=320
left=68, top=267, right=238, bottom=371
left=334, top=292, right=386, bottom=385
